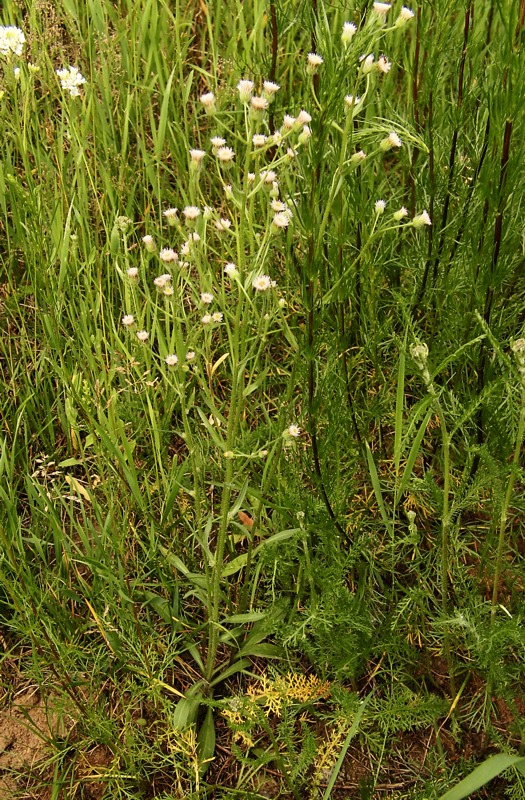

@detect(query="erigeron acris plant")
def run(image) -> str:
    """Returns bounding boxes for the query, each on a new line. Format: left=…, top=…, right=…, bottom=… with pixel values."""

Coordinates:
left=112, top=0, right=424, bottom=712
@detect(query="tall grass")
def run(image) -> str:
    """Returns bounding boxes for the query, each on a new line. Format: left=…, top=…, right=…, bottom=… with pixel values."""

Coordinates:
left=1, top=0, right=524, bottom=797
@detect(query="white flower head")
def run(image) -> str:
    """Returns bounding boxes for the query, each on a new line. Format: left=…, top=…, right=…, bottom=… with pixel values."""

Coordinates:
left=165, top=354, right=178, bottom=366
left=307, top=52, right=323, bottom=74
left=212, top=312, right=223, bottom=322
left=361, top=54, right=375, bottom=74
left=272, top=212, right=291, bottom=230
left=412, top=210, right=432, bottom=228
left=393, top=206, right=408, bottom=221
left=163, top=208, right=178, bottom=225
left=210, top=136, right=226, bottom=153
left=185, top=350, right=196, bottom=361
left=380, top=131, right=402, bottom=151
left=142, top=235, right=156, bottom=252
left=282, top=114, right=296, bottom=130
left=183, top=205, right=200, bottom=222
left=200, top=92, right=216, bottom=113
left=201, top=292, right=214, bottom=304
left=375, top=200, right=386, bottom=214
left=298, top=125, right=311, bottom=145
left=237, top=79, right=254, bottom=103
left=0, top=26, right=26, bottom=57
left=159, top=247, right=178, bottom=263
left=127, top=267, right=139, bottom=279
left=344, top=95, right=361, bottom=113
left=373, top=3, right=392, bottom=16
left=154, top=274, right=172, bottom=288
left=215, top=218, right=232, bottom=231
left=296, top=109, right=312, bottom=126
left=341, top=22, right=357, bottom=45
left=252, top=134, right=267, bottom=147
left=189, top=149, right=206, bottom=168
left=224, top=262, right=239, bottom=278
left=56, top=66, right=86, bottom=97
left=164, top=285, right=174, bottom=297
left=252, top=274, right=272, bottom=291
left=201, top=314, right=212, bottom=324
left=377, top=55, right=391, bottom=74
left=217, top=146, right=235, bottom=165
left=396, top=6, right=415, bottom=26
left=136, top=330, right=149, bottom=342
left=287, top=424, right=301, bottom=438
left=350, top=150, right=366, bottom=165
left=250, top=95, right=269, bottom=116
left=122, top=314, right=135, bottom=327
left=263, top=80, right=280, bottom=100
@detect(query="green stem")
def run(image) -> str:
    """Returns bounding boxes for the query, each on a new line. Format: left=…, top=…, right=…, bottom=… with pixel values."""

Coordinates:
left=491, top=387, right=525, bottom=621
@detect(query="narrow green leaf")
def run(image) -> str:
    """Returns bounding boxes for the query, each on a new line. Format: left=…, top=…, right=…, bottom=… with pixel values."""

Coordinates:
left=438, top=754, right=525, bottom=800
left=365, top=442, right=394, bottom=537
left=197, top=707, right=216, bottom=775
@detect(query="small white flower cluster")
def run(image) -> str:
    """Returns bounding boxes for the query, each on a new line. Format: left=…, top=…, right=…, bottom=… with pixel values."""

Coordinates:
left=56, top=66, right=86, bottom=97
left=0, top=26, right=25, bottom=57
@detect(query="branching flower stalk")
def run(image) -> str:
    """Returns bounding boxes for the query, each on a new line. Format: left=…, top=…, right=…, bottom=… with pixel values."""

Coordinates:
left=410, top=342, right=455, bottom=693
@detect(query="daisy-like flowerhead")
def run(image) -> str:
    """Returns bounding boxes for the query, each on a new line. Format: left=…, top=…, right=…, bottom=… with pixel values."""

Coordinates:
left=377, top=55, right=391, bottom=74
left=201, top=314, right=212, bottom=324
left=0, top=26, right=26, bottom=57
left=136, top=330, right=149, bottom=342
left=286, top=424, right=301, bottom=438
left=200, top=292, right=214, bottom=304
left=282, top=114, right=296, bottom=131
left=163, top=285, right=174, bottom=297
left=250, top=96, right=269, bottom=118
left=263, top=80, right=280, bottom=100
left=252, top=134, right=267, bottom=148
left=344, top=95, right=361, bottom=114
left=56, top=66, right=86, bottom=97
left=183, top=206, right=200, bottom=222
left=396, top=6, right=415, bottom=26
left=307, top=52, right=323, bottom=74
left=215, top=218, right=232, bottom=231
left=373, top=2, right=392, bottom=18
left=216, top=146, right=235, bottom=166
left=375, top=199, right=386, bottom=215
left=210, top=136, right=226, bottom=154
left=159, top=247, right=178, bottom=263
left=350, top=150, right=366, bottom=166
left=252, top=274, right=272, bottom=291
left=393, top=206, right=408, bottom=221
left=224, top=262, right=239, bottom=278
left=296, top=109, right=312, bottom=126
left=127, top=267, right=139, bottom=279
left=165, top=354, right=178, bottom=366
left=380, top=131, right=402, bottom=151
left=154, top=273, right=172, bottom=289
left=361, top=53, right=375, bottom=74
left=272, top=212, right=291, bottom=231
left=189, top=149, right=206, bottom=170
left=212, top=312, right=223, bottom=322
left=142, top=234, right=156, bottom=252
left=412, top=210, right=432, bottom=228
left=298, top=126, right=311, bottom=146
left=122, top=314, right=135, bottom=327
left=200, top=92, right=216, bottom=114
left=341, top=21, right=357, bottom=45
left=237, top=79, right=254, bottom=103
left=163, top=208, right=178, bottom=225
